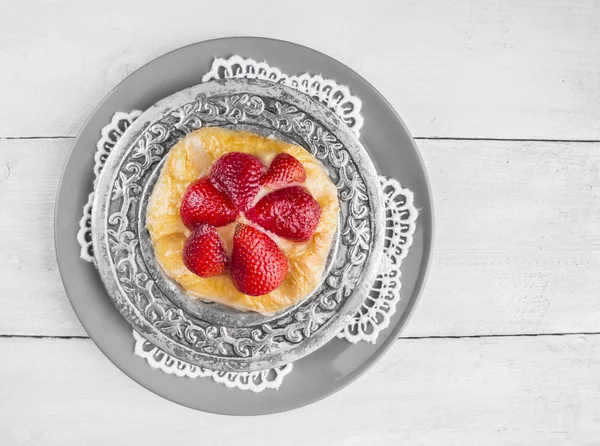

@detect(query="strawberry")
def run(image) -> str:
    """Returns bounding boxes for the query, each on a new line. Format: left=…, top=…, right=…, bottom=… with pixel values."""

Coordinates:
left=230, top=224, right=288, bottom=296
left=179, top=177, right=239, bottom=229
left=245, top=186, right=321, bottom=242
left=260, top=153, right=306, bottom=187
left=210, top=152, right=265, bottom=211
left=182, top=223, right=228, bottom=277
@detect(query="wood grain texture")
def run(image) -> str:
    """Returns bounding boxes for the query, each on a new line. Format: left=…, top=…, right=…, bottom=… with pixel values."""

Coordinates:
left=1, top=0, right=599, bottom=140
left=1, top=335, right=599, bottom=445
left=2, top=138, right=598, bottom=337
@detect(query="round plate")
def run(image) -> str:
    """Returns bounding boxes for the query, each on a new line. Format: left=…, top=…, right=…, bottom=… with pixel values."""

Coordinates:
left=55, top=37, right=434, bottom=415
left=92, top=78, right=384, bottom=372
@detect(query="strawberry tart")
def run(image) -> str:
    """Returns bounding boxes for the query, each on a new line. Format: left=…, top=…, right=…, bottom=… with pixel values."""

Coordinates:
left=146, top=127, right=340, bottom=315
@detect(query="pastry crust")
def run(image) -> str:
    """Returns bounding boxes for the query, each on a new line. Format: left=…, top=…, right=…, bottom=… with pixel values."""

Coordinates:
left=146, top=127, right=339, bottom=315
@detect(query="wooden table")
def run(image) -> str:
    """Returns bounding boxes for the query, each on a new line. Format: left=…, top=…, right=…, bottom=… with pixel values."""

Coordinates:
left=2, top=1, right=599, bottom=444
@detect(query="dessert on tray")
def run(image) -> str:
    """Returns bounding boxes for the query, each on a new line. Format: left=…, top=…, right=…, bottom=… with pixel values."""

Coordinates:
left=146, top=127, right=340, bottom=315
left=90, top=78, right=386, bottom=374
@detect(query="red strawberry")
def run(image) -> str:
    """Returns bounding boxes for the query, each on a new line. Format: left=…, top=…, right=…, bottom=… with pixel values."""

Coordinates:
left=179, top=177, right=239, bottom=229
left=246, top=186, right=321, bottom=242
left=210, top=152, right=265, bottom=211
left=260, top=153, right=306, bottom=187
left=230, top=224, right=288, bottom=296
left=182, top=223, right=228, bottom=277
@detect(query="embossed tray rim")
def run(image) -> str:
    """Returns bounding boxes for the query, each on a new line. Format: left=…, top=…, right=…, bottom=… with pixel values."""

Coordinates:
left=92, top=78, right=384, bottom=372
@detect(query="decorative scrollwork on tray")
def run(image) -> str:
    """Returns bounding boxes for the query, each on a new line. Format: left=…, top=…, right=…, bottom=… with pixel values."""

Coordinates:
left=104, top=93, right=374, bottom=365
left=202, top=56, right=364, bottom=137
left=77, top=110, right=142, bottom=264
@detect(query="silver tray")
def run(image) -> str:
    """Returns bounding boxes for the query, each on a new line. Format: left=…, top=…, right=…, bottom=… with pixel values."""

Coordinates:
left=92, top=78, right=384, bottom=372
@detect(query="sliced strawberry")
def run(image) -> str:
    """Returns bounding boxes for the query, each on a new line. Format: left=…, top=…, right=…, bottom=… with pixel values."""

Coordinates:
left=182, top=223, right=228, bottom=277
left=246, top=186, right=321, bottom=242
left=260, top=153, right=306, bottom=187
left=230, top=224, right=288, bottom=296
left=179, top=177, right=239, bottom=229
left=210, top=152, right=265, bottom=211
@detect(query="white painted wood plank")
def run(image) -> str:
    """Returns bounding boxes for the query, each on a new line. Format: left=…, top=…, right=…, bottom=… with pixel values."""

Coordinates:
left=1, top=335, right=599, bottom=445
left=1, top=0, right=599, bottom=140
left=0, top=140, right=81, bottom=335
left=405, top=138, right=600, bottom=336
left=1, top=138, right=598, bottom=337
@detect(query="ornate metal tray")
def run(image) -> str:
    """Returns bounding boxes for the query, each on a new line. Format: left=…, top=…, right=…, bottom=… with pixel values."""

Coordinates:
left=92, top=78, right=384, bottom=372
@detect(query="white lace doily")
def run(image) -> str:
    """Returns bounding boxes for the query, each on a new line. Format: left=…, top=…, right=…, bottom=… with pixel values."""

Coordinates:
left=78, top=58, right=417, bottom=392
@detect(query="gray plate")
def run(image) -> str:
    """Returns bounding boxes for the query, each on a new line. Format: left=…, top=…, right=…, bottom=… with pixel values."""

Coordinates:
left=55, top=37, right=434, bottom=415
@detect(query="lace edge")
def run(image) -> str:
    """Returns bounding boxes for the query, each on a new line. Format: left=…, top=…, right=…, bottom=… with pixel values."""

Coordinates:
left=77, top=191, right=96, bottom=264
